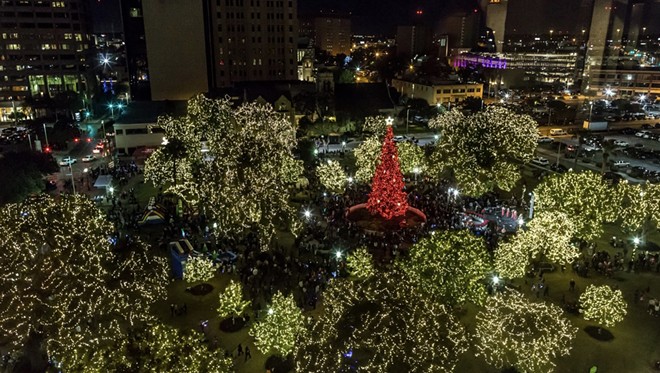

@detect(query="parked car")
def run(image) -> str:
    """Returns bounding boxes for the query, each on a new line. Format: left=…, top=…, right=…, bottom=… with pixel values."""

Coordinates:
left=612, top=160, right=630, bottom=168
left=537, top=136, right=553, bottom=143
left=620, top=127, right=636, bottom=135
left=635, top=130, right=651, bottom=137
left=549, top=128, right=568, bottom=136
left=393, top=135, right=407, bottom=142
left=82, top=154, right=95, bottom=162
left=531, top=157, right=550, bottom=166
left=641, top=124, right=653, bottom=129
left=59, top=157, right=76, bottom=166
left=613, top=140, right=629, bottom=147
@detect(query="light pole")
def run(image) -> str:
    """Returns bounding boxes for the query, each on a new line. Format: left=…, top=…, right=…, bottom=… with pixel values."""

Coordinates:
left=413, top=167, right=420, bottom=183
left=108, top=103, right=115, bottom=118
left=42, top=123, right=50, bottom=149
left=68, top=163, right=76, bottom=194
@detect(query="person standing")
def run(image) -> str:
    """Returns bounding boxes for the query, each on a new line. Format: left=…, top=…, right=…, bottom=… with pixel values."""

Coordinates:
left=245, top=346, right=252, bottom=361
left=237, top=343, right=243, bottom=357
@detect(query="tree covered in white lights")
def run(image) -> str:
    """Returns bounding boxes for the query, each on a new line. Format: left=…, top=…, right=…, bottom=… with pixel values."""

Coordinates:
left=534, top=170, right=620, bottom=241
left=74, top=323, right=233, bottom=373
left=144, top=95, right=304, bottom=245
left=184, top=256, right=217, bottom=283
left=316, top=159, right=347, bottom=194
left=295, top=273, right=468, bottom=372
left=217, top=280, right=251, bottom=323
left=346, top=247, right=376, bottom=279
left=496, top=211, right=579, bottom=279
left=428, top=107, right=537, bottom=196
left=474, top=290, right=578, bottom=373
left=0, top=195, right=168, bottom=368
left=579, top=284, right=627, bottom=328
left=250, top=291, right=305, bottom=356
left=398, top=230, right=492, bottom=305
left=362, top=115, right=389, bottom=135
left=616, top=181, right=660, bottom=234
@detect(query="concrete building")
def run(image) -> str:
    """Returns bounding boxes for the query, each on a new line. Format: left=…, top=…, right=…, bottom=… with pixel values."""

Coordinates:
left=0, top=0, right=91, bottom=102
left=396, top=25, right=432, bottom=57
left=391, top=78, right=483, bottom=106
left=141, top=1, right=210, bottom=101
left=481, top=0, right=509, bottom=52
left=313, top=14, right=351, bottom=56
left=210, top=0, right=299, bottom=87
left=586, top=68, right=660, bottom=97
left=119, top=0, right=151, bottom=101
left=436, top=11, right=481, bottom=50
left=130, top=0, right=298, bottom=100
left=113, top=100, right=187, bottom=155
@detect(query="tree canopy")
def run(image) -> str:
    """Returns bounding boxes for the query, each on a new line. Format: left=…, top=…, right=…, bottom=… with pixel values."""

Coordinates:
left=428, top=107, right=537, bottom=196
left=398, top=230, right=492, bottom=305
left=0, top=195, right=167, bottom=367
left=144, top=95, right=304, bottom=245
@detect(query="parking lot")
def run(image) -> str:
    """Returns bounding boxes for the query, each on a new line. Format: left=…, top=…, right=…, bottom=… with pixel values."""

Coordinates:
left=535, top=126, right=660, bottom=183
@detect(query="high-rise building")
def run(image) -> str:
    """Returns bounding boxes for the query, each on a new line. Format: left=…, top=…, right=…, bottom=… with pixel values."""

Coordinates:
left=120, top=0, right=150, bottom=101
left=396, top=25, right=432, bottom=57
left=313, top=14, right=351, bottom=56
left=0, top=0, right=91, bottom=102
left=436, top=11, right=481, bottom=51
left=130, top=0, right=298, bottom=100
left=210, top=0, right=298, bottom=87
left=481, top=0, right=509, bottom=52
left=582, top=0, right=660, bottom=93
left=141, top=1, right=211, bottom=101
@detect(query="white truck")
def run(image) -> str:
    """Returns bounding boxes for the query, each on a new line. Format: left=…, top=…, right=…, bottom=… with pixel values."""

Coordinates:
left=583, top=120, right=608, bottom=132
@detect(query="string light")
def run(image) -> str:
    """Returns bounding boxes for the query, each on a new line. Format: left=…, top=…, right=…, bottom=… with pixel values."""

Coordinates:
left=295, top=274, right=468, bottom=372
left=249, top=292, right=305, bottom=356
left=398, top=230, right=492, bottom=305
left=616, top=181, right=660, bottom=234
left=428, top=107, right=538, bottom=197
left=496, top=211, right=579, bottom=279
left=72, top=323, right=234, bottom=372
left=535, top=170, right=620, bottom=241
left=316, top=160, right=347, bottom=194
left=0, top=195, right=168, bottom=369
left=579, top=284, right=627, bottom=328
left=367, top=126, right=408, bottom=219
left=474, top=290, right=578, bottom=373
left=143, top=95, right=304, bottom=247
left=217, top=280, right=251, bottom=322
left=183, top=256, right=217, bottom=283
left=346, top=247, right=376, bottom=279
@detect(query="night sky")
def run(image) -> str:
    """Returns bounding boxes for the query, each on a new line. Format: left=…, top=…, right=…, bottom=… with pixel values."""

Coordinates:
left=88, top=0, right=658, bottom=37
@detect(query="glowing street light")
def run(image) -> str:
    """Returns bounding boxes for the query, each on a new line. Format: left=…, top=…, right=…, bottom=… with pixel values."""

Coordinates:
left=268, top=308, right=274, bottom=315
left=335, top=250, right=342, bottom=260
left=347, top=176, right=354, bottom=184
left=303, top=209, right=312, bottom=219
left=492, top=275, right=500, bottom=285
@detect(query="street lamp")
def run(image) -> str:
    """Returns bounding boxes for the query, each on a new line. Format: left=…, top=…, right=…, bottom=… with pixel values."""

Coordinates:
left=413, top=167, right=420, bottom=183
left=42, top=122, right=50, bottom=148
left=108, top=103, right=115, bottom=118
left=303, top=209, right=312, bottom=219
left=268, top=308, right=274, bottom=315
left=335, top=250, right=342, bottom=260
left=492, top=275, right=500, bottom=285
left=68, top=163, right=76, bottom=195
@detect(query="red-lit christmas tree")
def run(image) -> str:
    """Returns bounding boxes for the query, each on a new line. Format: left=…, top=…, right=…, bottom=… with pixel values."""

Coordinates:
left=367, top=126, right=409, bottom=219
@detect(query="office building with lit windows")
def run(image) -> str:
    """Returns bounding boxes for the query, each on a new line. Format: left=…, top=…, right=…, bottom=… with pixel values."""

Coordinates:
left=313, top=13, right=351, bottom=56
left=133, top=0, right=298, bottom=101
left=0, top=0, right=91, bottom=104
